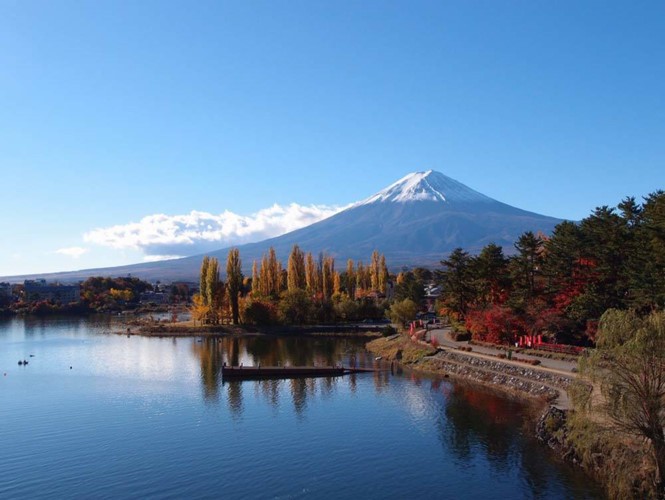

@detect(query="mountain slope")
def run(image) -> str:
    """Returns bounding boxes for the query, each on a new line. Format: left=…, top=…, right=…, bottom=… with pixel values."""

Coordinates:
left=3, top=170, right=565, bottom=282
left=201, top=170, right=561, bottom=268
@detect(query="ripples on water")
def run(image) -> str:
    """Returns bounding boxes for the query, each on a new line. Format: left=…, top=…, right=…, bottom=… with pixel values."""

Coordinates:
left=0, top=316, right=603, bottom=499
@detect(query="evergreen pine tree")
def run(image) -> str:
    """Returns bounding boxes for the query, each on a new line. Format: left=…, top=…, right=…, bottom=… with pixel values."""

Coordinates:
left=436, top=248, right=474, bottom=320
left=471, top=243, right=509, bottom=306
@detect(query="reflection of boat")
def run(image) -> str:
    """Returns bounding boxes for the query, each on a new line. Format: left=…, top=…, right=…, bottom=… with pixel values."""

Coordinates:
left=221, top=365, right=374, bottom=380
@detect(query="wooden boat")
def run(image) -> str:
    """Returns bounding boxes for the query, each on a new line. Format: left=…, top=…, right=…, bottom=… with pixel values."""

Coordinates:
left=221, top=365, right=374, bottom=380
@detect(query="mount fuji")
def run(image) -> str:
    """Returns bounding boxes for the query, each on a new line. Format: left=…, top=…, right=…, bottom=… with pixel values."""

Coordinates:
left=4, top=170, right=564, bottom=281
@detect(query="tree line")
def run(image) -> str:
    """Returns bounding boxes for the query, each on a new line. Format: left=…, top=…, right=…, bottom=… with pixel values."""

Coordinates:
left=2, top=276, right=155, bottom=315
left=190, top=247, right=392, bottom=326
left=436, top=190, right=665, bottom=345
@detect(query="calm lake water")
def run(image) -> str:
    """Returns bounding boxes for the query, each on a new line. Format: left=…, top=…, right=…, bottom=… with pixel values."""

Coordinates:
left=0, top=316, right=603, bottom=499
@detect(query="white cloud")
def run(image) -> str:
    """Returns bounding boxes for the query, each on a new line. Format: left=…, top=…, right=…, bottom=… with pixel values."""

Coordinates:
left=142, top=255, right=184, bottom=263
left=56, top=246, right=89, bottom=258
left=83, top=203, right=344, bottom=257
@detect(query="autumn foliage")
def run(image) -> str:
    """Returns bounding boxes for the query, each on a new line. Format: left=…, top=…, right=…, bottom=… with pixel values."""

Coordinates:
left=465, top=306, right=523, bottom=344
left=436, top=191, right=665, bottom=345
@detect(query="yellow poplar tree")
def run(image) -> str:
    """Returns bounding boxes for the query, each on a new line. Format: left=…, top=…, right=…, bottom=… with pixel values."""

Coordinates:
left=268, top=247, right=281, bottom=298
left=356, top=261, right=371, bottom=294
left=206, top=257, right=224, bottom=324
left=322, top=255, right=335, bottom=300
left=199, top=256, right=210, bottom=305
left=260, top=254, right=270, bottom=297
left=345, top=259, right=356, bottom=298
left=379, top=254, right=389, bottom=293
left=287, top=245, right=306, bottom=292
left=251, top=260, right=260, bottom=296
left=370, top=250, right=381, bottom=291
left=190, top=293, right=210, bottom=325
left=305, top=252, right=319, bottom=296
left=226, top=248, right=243, bottom=325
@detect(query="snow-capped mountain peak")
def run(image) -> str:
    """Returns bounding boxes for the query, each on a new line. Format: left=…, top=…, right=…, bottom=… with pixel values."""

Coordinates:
left=5, top=169, right=564, bottom=282
left=360, top=170, right=492, bottom=205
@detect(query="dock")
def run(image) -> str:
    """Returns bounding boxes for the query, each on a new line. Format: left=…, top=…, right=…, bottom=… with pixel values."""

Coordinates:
left=221, top=365, right=376, bottom=380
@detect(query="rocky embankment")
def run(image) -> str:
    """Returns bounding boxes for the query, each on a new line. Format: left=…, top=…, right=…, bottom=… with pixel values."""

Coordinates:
left=535, top=406, right=579, bottom=461
left=367, top=335, right=572, bottom=403
left=536, top=406, right=656, bottom=498
left=420, top=350, right=571, bottom=400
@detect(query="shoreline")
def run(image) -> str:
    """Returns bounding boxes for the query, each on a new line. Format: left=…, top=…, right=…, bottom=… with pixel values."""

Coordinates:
left=365, top=334, right=574, bottom=409
left=122, top=321, right=387, bottom=339
left=364, top=333, right=623, bottom=489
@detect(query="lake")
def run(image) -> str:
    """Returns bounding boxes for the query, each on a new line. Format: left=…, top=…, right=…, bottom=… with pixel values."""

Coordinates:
left=0, top=316, right=603, bottom=499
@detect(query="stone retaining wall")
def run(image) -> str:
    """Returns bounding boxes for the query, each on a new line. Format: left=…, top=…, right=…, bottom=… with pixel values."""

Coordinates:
left=418, top=350, right=574, bottom=400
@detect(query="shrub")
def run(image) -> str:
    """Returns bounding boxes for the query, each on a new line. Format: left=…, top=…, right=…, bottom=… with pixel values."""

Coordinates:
left=279, top=290, right=314, bottom=324
left=388, top=299, right=418, bottom=326
left=242, top=299, right=278, bottom=325
left=510, top=356, right=541, bottom=366
left=382, top=325, right=398, bottom=337
left=543, top=413, right=563, bottom=435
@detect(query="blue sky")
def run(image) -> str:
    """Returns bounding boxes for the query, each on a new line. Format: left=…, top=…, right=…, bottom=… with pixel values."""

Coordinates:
left=1, top=1, right=663, bottom=277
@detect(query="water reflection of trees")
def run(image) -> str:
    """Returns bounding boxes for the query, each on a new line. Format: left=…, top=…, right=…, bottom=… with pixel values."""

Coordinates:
left=255, top=379, right=281, bottom=412
left=191, top=338, right=225, bottom=401
left=244, top=337, right=346, bottom=368
left=226, top=381, right=243, bottom=418
left=438, top=384, right=522, bottom=469
left=434, top=383, right=598, bottom=498
left=373, top=365, right=391, bottom=391
left=191, top=336, right=370, bottom=413
left=188, top=339, right=599, bottom=497
left=22, top=315, right=111, bottom=337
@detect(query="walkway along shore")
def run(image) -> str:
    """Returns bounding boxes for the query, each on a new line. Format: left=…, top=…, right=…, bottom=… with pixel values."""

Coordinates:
left=366, top=328, right=578, bottom=410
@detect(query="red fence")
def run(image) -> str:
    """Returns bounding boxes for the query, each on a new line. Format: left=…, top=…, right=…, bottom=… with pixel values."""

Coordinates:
left=518, top=335, right=584, bottom=355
